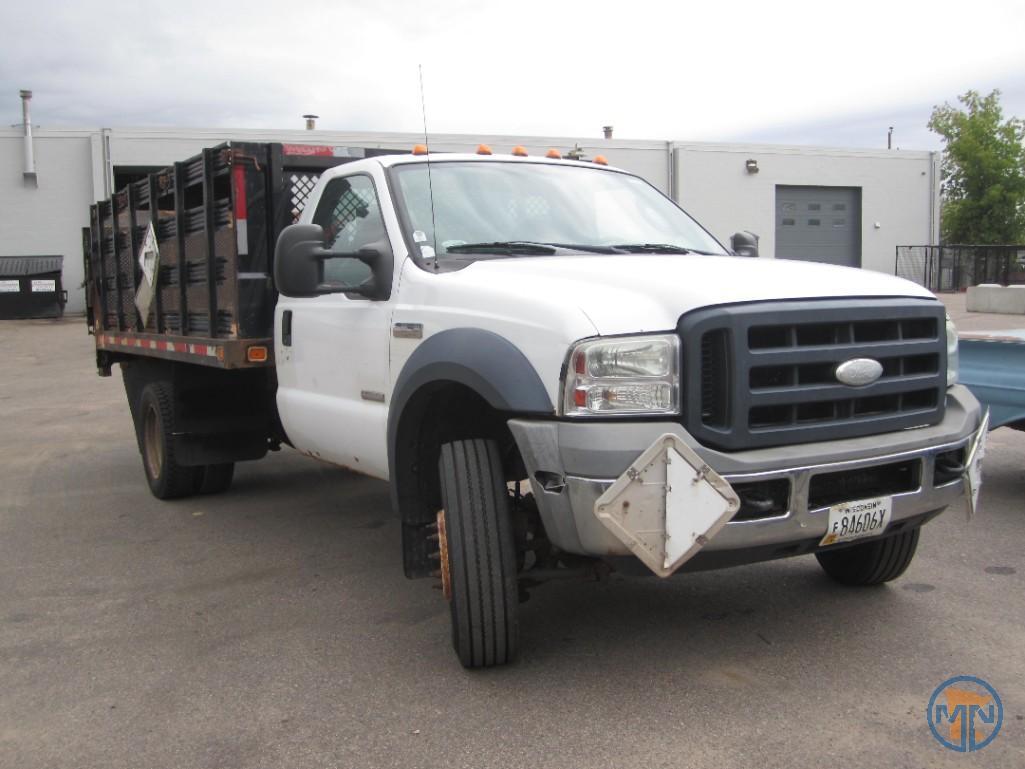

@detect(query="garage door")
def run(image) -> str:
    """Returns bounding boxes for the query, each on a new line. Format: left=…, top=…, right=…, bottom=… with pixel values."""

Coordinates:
left=775, top=186, right=861, bottom=267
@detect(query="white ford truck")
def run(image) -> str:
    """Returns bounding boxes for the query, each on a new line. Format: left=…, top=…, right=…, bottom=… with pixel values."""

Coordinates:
left=86, top=141, right=985, bottom=667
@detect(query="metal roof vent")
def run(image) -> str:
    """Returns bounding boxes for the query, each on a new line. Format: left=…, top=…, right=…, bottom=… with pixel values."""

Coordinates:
left=20, top=90, right=37, bottom=184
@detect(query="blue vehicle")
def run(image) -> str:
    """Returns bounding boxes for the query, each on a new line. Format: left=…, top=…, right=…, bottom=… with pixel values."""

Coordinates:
left=958, top=330, right=1025, bottom=430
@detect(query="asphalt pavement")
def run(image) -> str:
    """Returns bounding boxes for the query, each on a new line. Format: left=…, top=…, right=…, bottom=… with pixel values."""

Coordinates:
left=1, top=317, right=1023, bottom=769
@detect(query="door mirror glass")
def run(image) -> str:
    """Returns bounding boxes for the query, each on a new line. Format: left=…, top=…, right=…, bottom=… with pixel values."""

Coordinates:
left=731, top=230, right=759, bottom=258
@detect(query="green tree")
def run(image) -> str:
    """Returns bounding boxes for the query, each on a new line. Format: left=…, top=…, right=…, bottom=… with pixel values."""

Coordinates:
left=928, top=89, right=1025, bottom=244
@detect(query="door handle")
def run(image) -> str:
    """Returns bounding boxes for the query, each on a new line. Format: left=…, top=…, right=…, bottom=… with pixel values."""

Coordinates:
left=282, top=310, right=293, bottom=347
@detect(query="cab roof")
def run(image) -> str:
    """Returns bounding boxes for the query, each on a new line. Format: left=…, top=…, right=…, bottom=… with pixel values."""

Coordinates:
left=375, top=152, right=624, bottom=172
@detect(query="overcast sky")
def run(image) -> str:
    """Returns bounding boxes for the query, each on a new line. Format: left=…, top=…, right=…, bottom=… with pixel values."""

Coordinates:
left=2, top=0, right=1024, bottom=151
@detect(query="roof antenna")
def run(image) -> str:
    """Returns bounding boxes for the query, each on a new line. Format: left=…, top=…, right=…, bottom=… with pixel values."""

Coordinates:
left=418, top=64, right=439, bottom=271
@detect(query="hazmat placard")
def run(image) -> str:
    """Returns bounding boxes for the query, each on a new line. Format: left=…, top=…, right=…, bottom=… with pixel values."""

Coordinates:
left=134, top=223, right=160, bottom=320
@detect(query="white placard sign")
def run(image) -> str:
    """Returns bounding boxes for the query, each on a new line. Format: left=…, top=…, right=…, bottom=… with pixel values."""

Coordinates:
left=134, top=223, right=160, bottom=319
left=31, top=279, right=56, bottom=293
left=0, top=280, right=19, bottom=293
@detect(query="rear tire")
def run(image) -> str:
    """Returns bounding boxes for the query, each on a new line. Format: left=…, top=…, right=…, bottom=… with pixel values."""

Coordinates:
left=138, top=382, right=199, bottom=500
left=195, top=463, right=235, bottom=494
left=438, top=439, right=519, bottom=668
left=816, top=528, right=920, bottom=586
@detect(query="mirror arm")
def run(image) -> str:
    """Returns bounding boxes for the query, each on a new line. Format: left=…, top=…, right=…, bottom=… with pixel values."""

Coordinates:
left=306, top=241, right=388, bottom=299
left=309, top=248, right=378, bottom=296
left=317, top=247, right=379, bottom=264
left=314, top=280, right=372, bottom=295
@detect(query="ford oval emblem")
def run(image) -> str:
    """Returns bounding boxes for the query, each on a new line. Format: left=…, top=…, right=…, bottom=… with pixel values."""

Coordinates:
left=835, top=358, right=883, bottom=387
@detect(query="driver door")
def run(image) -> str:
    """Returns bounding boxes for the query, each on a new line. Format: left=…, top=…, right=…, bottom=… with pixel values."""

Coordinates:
left=275, top=172, right=394, bottom=479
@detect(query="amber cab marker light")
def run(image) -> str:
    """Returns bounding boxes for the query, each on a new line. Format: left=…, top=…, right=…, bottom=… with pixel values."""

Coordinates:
left=594, top=155, right=609, bottom=165
left=247, top=345, right=268, bottom=363
left=476, top=144, right=493, bottom=155
left=511, top=146, right=528, bottom=157
left=412, top=144, right=429, bottom=155
left=545, top=148, right=561, bottom=159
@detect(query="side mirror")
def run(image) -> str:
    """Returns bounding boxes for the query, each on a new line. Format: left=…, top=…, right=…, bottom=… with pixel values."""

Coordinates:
left=730, top=230, right=759, bottom=258
left=274, top=224, right=329, bottom=298
left=274, top=224, right=393, bottom=300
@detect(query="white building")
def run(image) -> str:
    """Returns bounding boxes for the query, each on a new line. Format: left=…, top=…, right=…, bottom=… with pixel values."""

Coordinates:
left=0, top=122, right=940, bottom=316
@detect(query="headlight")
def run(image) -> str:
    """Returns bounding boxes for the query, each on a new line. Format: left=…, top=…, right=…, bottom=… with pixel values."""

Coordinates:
left=561, top=334, right=680, bottom=416
left=945, top=314, right=959, bottom=387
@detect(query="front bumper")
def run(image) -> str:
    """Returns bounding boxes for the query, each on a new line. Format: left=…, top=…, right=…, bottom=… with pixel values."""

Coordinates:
left=509, top=385, right=981, bottom=565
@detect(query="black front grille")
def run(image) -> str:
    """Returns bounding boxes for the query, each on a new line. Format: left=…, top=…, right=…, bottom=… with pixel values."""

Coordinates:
left=679, top=299, right=947, bottom=450
left=700, top=329, right=731, bottom=427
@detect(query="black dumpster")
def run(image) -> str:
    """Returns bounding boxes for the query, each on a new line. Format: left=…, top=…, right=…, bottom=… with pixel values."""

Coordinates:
left=0, top=256, right=67, bottom=319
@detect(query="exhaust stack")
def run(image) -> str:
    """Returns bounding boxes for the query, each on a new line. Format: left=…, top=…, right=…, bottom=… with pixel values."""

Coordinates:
left=303, top=114, right=318, bottom=130
left=20, top=90, right=36, bottom=182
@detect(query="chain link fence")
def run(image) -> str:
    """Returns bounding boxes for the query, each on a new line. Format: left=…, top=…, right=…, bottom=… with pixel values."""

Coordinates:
left=895, top=245, right=1025, bottom=292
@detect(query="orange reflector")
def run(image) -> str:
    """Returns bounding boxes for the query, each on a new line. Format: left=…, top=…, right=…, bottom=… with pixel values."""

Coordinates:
left=476, top=144, right=493, bottom=155
left=545, top=148, right=561, bottom=159
left=412, top=144, right=429, bottom=155
left=511, top=145, right=528, bottom=157
left=247, top=345, right=268, bottom=363
left=593, top=155, right=609, bottom=165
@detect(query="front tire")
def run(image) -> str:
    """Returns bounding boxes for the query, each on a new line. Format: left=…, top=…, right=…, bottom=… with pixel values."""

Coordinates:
left=438, top=439, right=519, bottom=668
left=816, top=528, right=920, bottom=586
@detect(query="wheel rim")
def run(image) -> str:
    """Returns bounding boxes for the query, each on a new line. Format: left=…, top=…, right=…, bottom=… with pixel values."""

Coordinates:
left=143, top=404, right=163, bottom=480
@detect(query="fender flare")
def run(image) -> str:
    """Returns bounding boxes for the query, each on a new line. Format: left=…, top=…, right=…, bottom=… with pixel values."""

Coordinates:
left=388, top=328, right=555, bottom=577
left=387, top=327, right=555, bottom=466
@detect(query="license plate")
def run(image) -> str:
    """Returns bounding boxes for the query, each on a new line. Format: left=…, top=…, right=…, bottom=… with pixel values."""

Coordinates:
left=819, top=496, right=892, bottom=547
left=963, top=409, right=989, bottom=519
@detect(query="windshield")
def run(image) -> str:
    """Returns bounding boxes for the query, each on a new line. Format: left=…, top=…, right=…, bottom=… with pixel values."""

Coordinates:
left=391, top=161, right=728, bottom=260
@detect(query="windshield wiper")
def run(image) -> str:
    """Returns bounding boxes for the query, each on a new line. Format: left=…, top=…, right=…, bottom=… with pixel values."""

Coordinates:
left=543, top=243, right=622, bottom=254
left=443, top=241, right=625, bottom=256
left=444, top=241, right=557, bottom=255
left=442, top=241, right=712, bottom=257
left=611, top=243, right=704, bottom=254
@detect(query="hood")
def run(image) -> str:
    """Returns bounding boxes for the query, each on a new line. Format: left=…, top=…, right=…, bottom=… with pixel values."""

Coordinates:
left=454, top=254, right=937, bottom=335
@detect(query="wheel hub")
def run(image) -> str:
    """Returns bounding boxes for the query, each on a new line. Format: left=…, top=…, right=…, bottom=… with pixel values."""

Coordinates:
left=143, top=404, right=162, bottom=480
